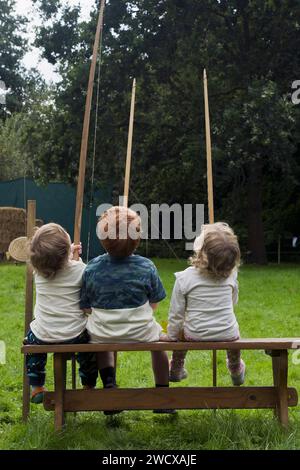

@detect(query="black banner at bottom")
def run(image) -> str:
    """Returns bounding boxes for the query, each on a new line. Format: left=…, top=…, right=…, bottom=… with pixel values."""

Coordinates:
left=0, top=450, right=298, bottom=467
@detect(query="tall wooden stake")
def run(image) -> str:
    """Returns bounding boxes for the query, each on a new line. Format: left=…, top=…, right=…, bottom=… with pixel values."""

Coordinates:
left=73, top=0, right=106, bottom=258
left=71, top=0, right=105, bottom=402
left=22, top=200, right=36, bottom=422
left=203, top=69, right=215, bottom=224
left=123, top=78, right=136, bottom=208
left=203, top=69, right=217, bottom=386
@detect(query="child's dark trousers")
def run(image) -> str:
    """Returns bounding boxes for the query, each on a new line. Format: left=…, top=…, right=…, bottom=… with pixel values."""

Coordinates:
left=25, top=329, right=98, bottom=387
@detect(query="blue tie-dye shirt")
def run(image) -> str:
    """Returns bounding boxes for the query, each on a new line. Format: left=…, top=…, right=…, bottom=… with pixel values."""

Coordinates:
left=80, top=254, right=166, bottom=310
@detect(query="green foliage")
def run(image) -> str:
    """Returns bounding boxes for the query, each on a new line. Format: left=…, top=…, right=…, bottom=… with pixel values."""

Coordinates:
left=0, top=0, right=28, bottom=114
left=214, top=81, right=298, bottom=242
left=33, top=0, right=81, bottom=66
left=0, top=76, right=59, bottom=182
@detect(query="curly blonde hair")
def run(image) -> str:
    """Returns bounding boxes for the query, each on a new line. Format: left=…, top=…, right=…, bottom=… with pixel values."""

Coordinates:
left=190, top=222, right=240, bottom=280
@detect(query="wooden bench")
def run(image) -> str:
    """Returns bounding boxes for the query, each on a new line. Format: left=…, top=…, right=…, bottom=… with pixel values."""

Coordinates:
left=22, top=338, right=300, bottom=431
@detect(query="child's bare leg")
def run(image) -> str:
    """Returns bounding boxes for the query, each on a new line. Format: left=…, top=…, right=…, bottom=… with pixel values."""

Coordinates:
left=96, top=352, right=116, bottom=388
left=96, top=352, right=115, bottom=369
left=151, top=351, right=176, bottom=414
left=169, top=350, right=188, bottom=382
left=151, top=351, right=169, bottom=386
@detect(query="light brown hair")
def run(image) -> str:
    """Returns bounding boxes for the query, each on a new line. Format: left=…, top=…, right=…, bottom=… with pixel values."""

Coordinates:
left=29, top=223, right=71, bottom=279
left=97, top=206, right=141, bottom=258
left=190, top=222, right=240, bottom=280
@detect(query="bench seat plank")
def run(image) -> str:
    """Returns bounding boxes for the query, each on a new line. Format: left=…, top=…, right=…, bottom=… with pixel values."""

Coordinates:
left=22, top=338, right=300, bottom=354
left=43, top=386, right=298, bottom=412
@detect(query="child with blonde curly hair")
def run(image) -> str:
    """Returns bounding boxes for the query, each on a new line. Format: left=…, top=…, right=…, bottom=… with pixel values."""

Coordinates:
left=165, top=222, right=246, bottom=386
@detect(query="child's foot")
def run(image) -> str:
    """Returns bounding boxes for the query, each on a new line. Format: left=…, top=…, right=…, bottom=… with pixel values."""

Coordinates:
left=31, top=386, right=46, bottom=404
left=230, top=360, right=246, bottom=386
left=169, top=367, right=188, bottom=382
left=83, top=385, right=95, bottom=390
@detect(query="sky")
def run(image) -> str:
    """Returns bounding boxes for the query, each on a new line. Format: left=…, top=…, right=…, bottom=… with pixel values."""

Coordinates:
left=14, top=0, right=96, bottom=83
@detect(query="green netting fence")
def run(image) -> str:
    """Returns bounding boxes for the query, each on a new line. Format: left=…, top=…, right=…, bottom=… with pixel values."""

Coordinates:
left=0, top=178, right=112, bottom=260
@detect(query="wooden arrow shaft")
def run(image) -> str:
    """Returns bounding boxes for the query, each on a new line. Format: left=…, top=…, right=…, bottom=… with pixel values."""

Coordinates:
left=123, top=78, right=136, bottom=208
left=73, top=0, right=106, bottom=254
left=203, top=69, right=217, bottom=387
left=203, top=69, right=214, bottom=225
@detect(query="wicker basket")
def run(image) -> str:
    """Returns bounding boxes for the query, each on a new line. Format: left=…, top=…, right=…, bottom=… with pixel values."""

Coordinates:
left=8, top=237, right=29, bottom=262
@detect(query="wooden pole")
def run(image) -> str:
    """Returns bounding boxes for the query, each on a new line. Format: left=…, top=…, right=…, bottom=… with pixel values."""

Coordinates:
left=123, top=78, right=136, bottom=208
left=73, top=0, right=106, bottom=258
left=203, top=69, right=214, bottom=224
left=22, top=200, right=36, bottom=422
left=203, top=69, right=217, bottom=386
left=117, top=79, right=136, bottom=371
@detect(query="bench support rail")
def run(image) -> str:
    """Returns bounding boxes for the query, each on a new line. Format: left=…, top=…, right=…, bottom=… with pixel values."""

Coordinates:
left=44, top=386, right=298, bottom=413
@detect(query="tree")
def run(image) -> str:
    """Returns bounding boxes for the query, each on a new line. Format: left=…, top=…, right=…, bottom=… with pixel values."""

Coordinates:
left=200, top=0, right=300, bottom=262
left=0, top=75, right=56, bottom=182
left=23, top=0, right=300, bottom=261
left=214, top=81, right=297, bottom=263
left=0, top=0, right=28, bottom=115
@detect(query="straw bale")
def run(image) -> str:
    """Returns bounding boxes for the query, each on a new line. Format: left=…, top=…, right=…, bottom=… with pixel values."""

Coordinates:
left=0, top=207, right=26, bottom=253
left=0, top=207, right=44, bottom=253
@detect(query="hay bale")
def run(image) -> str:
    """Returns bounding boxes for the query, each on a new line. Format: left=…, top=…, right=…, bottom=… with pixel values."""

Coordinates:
left=0, top=207, right=26, bottom=253
left=0, top=207, right=44, bottom=254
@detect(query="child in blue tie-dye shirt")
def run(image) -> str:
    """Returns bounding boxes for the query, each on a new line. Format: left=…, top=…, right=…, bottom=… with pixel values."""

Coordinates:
left=80, top=206, right=170, bottom=395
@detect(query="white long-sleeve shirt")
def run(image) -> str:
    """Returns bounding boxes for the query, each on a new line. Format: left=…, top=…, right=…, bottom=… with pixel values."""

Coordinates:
left=167, top=266, right=239, bottom=341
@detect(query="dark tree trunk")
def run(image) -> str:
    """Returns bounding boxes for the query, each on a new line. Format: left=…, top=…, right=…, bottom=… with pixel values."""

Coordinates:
left=246, top=161, right=267, bottom=264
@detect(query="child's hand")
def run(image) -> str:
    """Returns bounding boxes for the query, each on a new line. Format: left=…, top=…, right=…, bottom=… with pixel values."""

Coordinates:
left=83, top=308, right=92, bottom=316
left=70, top=243, right=82, bottom=260
left=159, top=333, right=175, bottom=342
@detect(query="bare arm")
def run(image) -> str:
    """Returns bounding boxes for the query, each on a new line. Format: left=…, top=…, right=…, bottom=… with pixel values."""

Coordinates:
left=150, top=303, right=159, bottom=311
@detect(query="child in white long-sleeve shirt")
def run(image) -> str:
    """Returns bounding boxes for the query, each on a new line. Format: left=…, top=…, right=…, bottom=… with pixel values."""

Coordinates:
left=25, top=223, right=97, bottom=403
left=165, top=222, right=245, bottom=386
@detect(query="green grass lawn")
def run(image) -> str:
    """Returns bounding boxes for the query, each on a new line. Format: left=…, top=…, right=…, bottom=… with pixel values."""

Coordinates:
left=0, top=260, right=300, bottom=450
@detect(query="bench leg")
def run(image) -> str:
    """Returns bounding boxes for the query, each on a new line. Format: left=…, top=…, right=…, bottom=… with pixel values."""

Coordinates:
left=114, top=352, right=118, bottom=381
left=71, top=354, right=76, bottom=390
left=71, top=354, right=77, bottom=418
left=212, top=351, right=217, bottom=387
left=272, top=350, right=289, bottom=427
left=54, top=353, right=67, bottom=431
left=22, top=357, right=30, bottom=422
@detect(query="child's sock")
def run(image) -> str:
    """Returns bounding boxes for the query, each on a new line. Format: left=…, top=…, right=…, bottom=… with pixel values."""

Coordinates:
left=169, top=358, right=188, bottom=382
left=227, top=359, right=246, bottom=386
left=31, top=386, right=46, bottom=404
left=169, top=351, right=188, bottom=382
left=99, top=366, right=116, bottom=389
